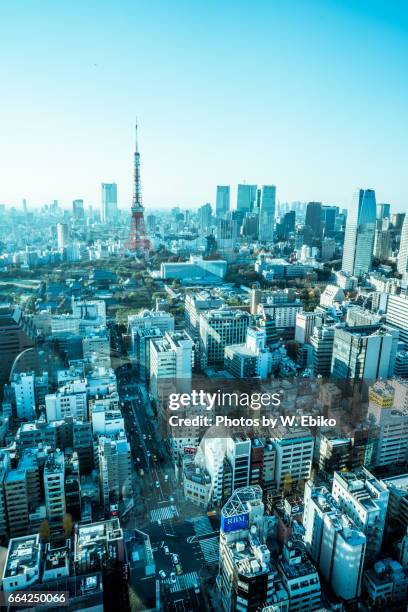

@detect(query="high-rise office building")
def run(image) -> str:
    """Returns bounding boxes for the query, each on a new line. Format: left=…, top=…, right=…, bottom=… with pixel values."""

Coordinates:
left=0, top=304, right=36, bottom=387
left=305, top=202, right=322, bottom=239
left=236, top=184, right=257, bottom=214
left=216, top=186, right=230, bottom=218
left=101, top=183, right=118, bottom=223
left=397, top=214, right=408, bottom=276
left=72, top=199, right=85, bottom=220
left=218, top=486, right=289, bottom=612
left=322, top=205, right=339, bottom=234
left=386, top=293, right=408, bottom=345
left=374, top=225, right=392, bottom=261
left=342, top=189, right=377, bottom=277
left=330, top=324, right=398, bottom=380
left=259, top=185, right=276, bottom=241
left=97, top=433, right=132, bottom=510
left=199, top=309, right=250, bottom=365
left=216, top=216, right=240, bottom=249
left=377, top=203, right=391, bottom=219
left=56, top=223, right=69, bottom=249
left=198, top=202, right=212, bottom=231
left=277, top=210, right=296, bottom=240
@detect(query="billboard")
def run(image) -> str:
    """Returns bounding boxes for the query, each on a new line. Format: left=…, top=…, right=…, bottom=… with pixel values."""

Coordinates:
left=221, top=512, right=249, bottom=533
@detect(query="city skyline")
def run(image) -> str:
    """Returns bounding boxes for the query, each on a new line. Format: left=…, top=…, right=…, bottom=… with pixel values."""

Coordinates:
left=1, top=1, right=408, bottom=210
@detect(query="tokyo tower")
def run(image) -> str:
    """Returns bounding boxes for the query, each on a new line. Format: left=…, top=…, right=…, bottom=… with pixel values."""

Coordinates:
left=125, top=121, right=152, bottom=253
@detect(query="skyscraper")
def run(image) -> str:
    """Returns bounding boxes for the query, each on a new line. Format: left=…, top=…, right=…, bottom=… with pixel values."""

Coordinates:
left=56, top=222, right=69, bottom=249
left=377, top=203, right=391, bottom=219
left=397, top=214, right=408, bottom=276
left=216, top=185, right=230, bottom=218
left=342, top=189, right=377, bottom=278
left=72, top=199, right=85, bottom=220
left=236, top=184, right=257, bottom=214
left=198, top=202, right=212, bottom=231
left=305, top=201, right=322, bottom=239
left=322, top=205, right=339, bottom=234
left=101, top=183, right=118, bottom=223
left=258, top=185, right=276, bottom=242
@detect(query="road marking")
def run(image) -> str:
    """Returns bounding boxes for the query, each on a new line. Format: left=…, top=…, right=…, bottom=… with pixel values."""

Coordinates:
left=150, top=505, right=179, bottom=523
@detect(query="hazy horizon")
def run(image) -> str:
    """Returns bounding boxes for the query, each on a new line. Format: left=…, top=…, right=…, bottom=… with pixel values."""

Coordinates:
left=1, top=1, right=407, bottom=211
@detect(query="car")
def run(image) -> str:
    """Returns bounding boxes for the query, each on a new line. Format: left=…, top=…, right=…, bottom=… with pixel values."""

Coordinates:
left=164, top=474, right=169, bottom=482
left=170, top=572, right=176, bottom=584
left=136, top=457, right=141, bottom=463
left=164, top=546, right=170, bottom=555
left=169, top=496, right=175, bottom=503
left=175, top=563, right=182, bottom=576
left=155, top=481, right=160, bottom=488
left=159, top=570, right=166, bottom=579
left=143, top=434, right=147, bottom=440
left=194, top=584, right=200, bottom=594
left=172, top=554, right=179, bottom=564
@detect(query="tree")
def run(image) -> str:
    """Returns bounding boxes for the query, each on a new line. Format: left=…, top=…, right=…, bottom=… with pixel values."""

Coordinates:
left=39, top=519, right=51, bottom=542
left=283, top=472, right=293, bottom=496
left=62, top=513, right=73, bottom=537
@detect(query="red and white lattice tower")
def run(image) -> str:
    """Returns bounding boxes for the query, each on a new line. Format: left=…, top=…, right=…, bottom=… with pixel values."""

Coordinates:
left=125, top=121, right=152, bottom=253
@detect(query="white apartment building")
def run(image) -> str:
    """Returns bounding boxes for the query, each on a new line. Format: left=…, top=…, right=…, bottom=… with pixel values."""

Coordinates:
left=295, top=312, right=318, bottom=344
left=45, top=379, right=88, bottom=421
left=82, top=331, right=111, bottom=368
left=43, top=450, right=65, bottom=523
left=203, top=438, right=228, bottom=505
left=149, top=331, right=193, bottom=401
left=224, top=326, right=271, bottom=379
left=72, top=298, right=106, bottom=323
left=332, top=468, right=389, bottom=564
left=258, top=294, right=303, bottom=337
left=12, top=372, right=36, bottom=420
left=272, top=428, right=314, bottom=491
left=368, top=382, right=408, bottom=468
left=91, top=399, right=124, bottom=437
left=303, top=482, right=366, bottom=601
left=386, top=293, right=408, bottom=346
left=97, top=433, right=132, bottom=510
left=128, top=309, right=175, bottom=350
left=319, top=284, right=346, bottom=308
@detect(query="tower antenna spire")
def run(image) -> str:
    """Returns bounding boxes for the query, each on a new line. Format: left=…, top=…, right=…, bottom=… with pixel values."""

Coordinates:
left=125, top=119, right=151, bottom=253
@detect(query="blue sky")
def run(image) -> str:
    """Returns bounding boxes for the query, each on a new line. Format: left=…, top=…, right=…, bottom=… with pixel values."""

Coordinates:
left=1, top=0, right=407, bottom=211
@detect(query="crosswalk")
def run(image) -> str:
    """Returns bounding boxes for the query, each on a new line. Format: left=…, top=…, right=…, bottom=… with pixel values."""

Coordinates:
left=191, top=516, right=214, bottom=536
left=150, top=505, right=178, bottom=523
left=198, top=536, right=219, bottom=564
left=165, top=571, right=200, bottom=593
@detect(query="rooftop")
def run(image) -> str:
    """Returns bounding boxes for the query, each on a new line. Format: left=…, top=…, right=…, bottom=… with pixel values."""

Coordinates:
left=3, top=535, right=40, bottom=579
